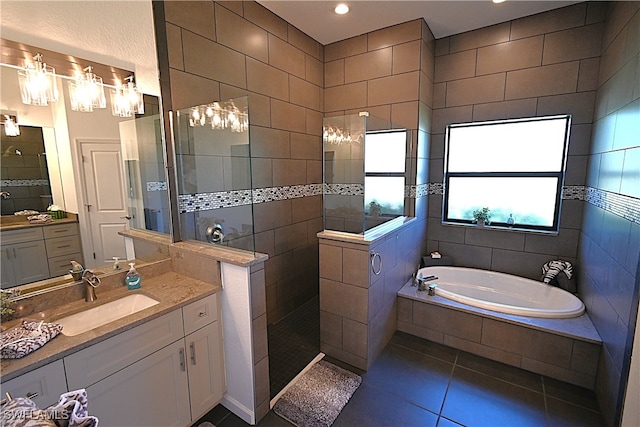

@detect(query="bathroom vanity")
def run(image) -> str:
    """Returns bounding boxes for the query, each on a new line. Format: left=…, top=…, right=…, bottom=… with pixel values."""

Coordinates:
left=0, top=262, right=225, bottom=426
left=0, top=215, right=83, bottom=288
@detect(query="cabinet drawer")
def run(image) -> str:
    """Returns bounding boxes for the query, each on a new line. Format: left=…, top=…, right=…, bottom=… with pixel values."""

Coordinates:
left=1, top=227, right=44, bottom=245
left=183, top=293, right=218, bottom=336
left=48, top=252, right=83, bottom=277
left=45, top=235, right=81, bottom=257
left=64, top=309, right=184, bottom=389
left=1, top=359, right=68, bottom=408
left=43, top=223, right=78, bottom=239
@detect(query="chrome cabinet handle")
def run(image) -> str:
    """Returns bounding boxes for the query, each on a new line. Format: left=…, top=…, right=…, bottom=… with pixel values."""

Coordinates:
left=179, top=348, right=186, bottom=371
left=370, top=252, right=382, bottom=276
left=190, top=342, right=196, bottom=365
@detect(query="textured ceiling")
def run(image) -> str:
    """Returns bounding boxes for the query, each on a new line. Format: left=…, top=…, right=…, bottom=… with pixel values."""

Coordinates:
left=0, top=1, right=160, bottom=96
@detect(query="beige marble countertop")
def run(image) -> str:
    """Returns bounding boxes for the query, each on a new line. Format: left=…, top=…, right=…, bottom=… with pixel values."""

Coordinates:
left=1, top=271, right=221, bottom=382
left=0, top=213, right=79, bottom=231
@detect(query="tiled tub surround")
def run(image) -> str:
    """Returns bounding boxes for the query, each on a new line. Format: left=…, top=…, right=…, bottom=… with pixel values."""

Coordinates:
left=397, top=282, right=602, bottom=389
left=318, top=217, right=426, bottom=370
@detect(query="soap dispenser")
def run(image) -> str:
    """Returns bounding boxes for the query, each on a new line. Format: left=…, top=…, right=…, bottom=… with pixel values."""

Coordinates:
left=125, top=262, right=141, bottom=290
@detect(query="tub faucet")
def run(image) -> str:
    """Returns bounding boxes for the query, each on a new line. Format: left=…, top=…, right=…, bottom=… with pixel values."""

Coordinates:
left=82, top=270, right=100, bottom=302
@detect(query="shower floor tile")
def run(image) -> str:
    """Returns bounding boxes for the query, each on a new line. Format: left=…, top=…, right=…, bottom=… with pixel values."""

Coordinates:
left=267, top=296, right=320, bottom=399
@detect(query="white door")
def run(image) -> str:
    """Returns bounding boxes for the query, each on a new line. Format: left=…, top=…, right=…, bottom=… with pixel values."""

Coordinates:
left=79, top=141, right=128, bottom=267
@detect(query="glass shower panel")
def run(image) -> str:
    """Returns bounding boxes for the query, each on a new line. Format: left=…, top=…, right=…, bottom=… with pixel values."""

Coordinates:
left=174, top=96, right=254, bottom=254
left=120, top=114, right=170, bottom=234
left=323, top=114, right=366, bottom=233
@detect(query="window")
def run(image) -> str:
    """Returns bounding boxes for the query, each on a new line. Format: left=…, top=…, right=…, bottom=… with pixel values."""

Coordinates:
left=443, top=115, right=571, bottom=232
left=364, top=130, right=407, bottom=216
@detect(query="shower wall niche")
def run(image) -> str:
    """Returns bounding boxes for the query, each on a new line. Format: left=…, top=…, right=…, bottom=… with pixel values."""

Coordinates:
left=323, top=112, right=409, bottom=234
left=174, top=96, right=255, bottom=254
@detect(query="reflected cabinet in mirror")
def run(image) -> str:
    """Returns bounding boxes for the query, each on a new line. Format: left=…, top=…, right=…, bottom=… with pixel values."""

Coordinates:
left=0, top=47, right=170, bottom=293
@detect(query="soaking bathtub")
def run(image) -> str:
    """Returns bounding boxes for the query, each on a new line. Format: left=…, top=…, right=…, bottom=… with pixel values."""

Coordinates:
left=413, top=266, right=584, bottom=319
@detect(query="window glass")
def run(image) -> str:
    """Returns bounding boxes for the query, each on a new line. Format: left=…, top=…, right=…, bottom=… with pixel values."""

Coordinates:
left=365, top=131, right=406, bottom=173
left=443, top=115, right=571, bottom=232
left=365, top=176, right=405, bottom=215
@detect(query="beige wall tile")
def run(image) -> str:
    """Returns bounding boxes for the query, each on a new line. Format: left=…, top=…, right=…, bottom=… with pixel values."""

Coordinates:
left=250, top=268, right=266, bottom=319
left=472, top=98, right=538, bottom=122
left=271, top=99, right=306, bottom=133
left=421, top=40, right=435, bottom=81
left=169, top=69, right=220, bottom=110
left=364, top=105, right=391, bottom=123
left=253, top=355, right=270, bottom=412
left=216, top=4, right=268, bottom=63
left=243, top=1, right=288, bottom=40
left=320, top=309, right=343, bottom=348
left=599, top=29, right=628, bottom=85
left=320, top=278, right=368, bottom=323
left=578, top=58, right=601, bottom=92
left=288, top=25, right=323, bottom=61
left=166, top=23, right=184, bottom=70
left=476, top=36, right=543, bottom=75
left=290, top=76, right=321, bottom=110
left=397, top=297, right=413, bottom=323
left=246, top=58, right=289, bottom=101
left=306, top=109, right=324, bottom=136
left=218, top=1, right=242, bottom=15
left=420, top=72, right=434, bottom=108
left=252, top=314, right=268, bottom=361
left=343, top=318, right=368, bottom=359
left=433, top=82, right=446, bottom=109
left=449, top=22, right=510, bottom=53
left=625, top=11, right=640, bottom=62
left=413, top=302, right=482, bottom=342
left=251, top=157, right=272, bottom=187
left=164, top=0, right=215, bottom=40
left=505, top=62, right=579, bottom=100
left=269, top=34, right=306, bottom=78
left=586, top=1, right=608, bottom=25
left=391, top=101, right=419, bottom=130
left=432, top=106, right=473, bottom=134
left=274, top=221, right=308, bottom=254
left=435, top=38, right=450, bottom=56
left=253, top=199, right=292, bottom=232
left=325, top=82, right=367, bottom=112
left=510, top=3, right=587, bottom=40
left=224, top=89, right=269, bottom=127
left=273, top=158, right=307, bottom=186
left=182, top=31, right=247, bottom=88
left=601, top=1, right=639, bottom=49
left=393, top=40, right=421, bottom=75
left=292, top=195, right=322, bottom=223
left=537, top=92, right=596, bottom=124
left=306, top=55, right=324, bottom=87
left=345, top=48, right=393, bottom=83
left=291, top=132, right=321, bottom=160
left=342, top=247, right=369, bottom=288
left=368, top=19, right=422, bottom=50
left=325, top=35, right=368, bottom=62
left=249, top=126, right=290, bottom=158
left=368, top=71, right=420, bottom=106
left=324, top=60, right=344, bottom=88
left=446, top=73, right=506, bottom=107
left=307, top=160, right=323, bottom=184
left=434, top=50, right=476, bottom=83
left=542, top=24, right=604, bottom=65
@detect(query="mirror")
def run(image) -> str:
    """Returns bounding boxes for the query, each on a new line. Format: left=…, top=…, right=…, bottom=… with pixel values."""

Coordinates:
left=0, top=63, right=170, bottom=292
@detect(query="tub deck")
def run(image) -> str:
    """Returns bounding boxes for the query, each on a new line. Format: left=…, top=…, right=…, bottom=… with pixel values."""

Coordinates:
left=397, top=281, right=602, bottom=389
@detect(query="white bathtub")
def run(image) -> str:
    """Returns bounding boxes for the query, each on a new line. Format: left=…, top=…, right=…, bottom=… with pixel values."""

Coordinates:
left=414, top=266, right=585, bottom=319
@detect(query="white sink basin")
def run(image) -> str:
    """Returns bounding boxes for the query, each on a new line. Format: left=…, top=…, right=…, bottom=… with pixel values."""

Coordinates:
left=57, top=294, right=160, bottom=336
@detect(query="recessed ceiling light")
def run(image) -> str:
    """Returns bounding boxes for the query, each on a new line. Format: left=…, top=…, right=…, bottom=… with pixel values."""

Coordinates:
left=334, top=4, right=349, bottom=14
left=492, top=0, right=506, bottom=3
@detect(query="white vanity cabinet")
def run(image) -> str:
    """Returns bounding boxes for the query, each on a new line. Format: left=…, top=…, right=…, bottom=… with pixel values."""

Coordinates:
left=62, top=293, right=224, bottom=427
left=0, top=359, right=68, bottom=409
left=1, top=227, right=49, bottom=287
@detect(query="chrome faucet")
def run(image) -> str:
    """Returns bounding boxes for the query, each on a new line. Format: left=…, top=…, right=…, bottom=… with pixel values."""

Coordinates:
left=0, top=191, right=10, bottom=200
left=82, top=270, right=100, bottom=302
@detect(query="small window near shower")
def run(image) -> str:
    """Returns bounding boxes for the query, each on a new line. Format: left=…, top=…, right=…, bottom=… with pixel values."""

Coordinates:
left=364, top=130, right=407, bottom=217
left=443, top=115, right=571, bottom=233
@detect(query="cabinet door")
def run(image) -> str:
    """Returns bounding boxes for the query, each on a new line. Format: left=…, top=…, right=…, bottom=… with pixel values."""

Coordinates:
left=87, top=340, right=191, bottom=427
left=186, top=321, right=225, bottom=420
left=1, top=248, right=16, bottom=287
left=1, top=359, right=68, bottom=408
left=11, top=241, right=50, bottom=285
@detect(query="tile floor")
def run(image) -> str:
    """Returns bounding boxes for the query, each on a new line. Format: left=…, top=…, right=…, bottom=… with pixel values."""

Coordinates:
left=195, top=331, right=606, bottom=427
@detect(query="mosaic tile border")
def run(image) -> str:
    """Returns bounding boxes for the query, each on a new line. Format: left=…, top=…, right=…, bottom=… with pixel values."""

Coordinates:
left=146, top=181, right=167, bottom=192
left=0, top=179, right=49, bottom=187
left=178, top=183, right=640, bottom=225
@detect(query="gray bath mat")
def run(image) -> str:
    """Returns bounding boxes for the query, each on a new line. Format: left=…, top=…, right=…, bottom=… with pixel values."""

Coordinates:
left=273, top=360, right=362, bottom=427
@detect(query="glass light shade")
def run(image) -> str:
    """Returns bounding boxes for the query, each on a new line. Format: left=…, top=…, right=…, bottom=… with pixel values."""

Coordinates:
left=68, top=67, right=106, bottom=112
left=111, top=79, right=145, bottom=117
left=18, top=54, right=59, bottom=106
left=3, top=115, right=20, bottom=137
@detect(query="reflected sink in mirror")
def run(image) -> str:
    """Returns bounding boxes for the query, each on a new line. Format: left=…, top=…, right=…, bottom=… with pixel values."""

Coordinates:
left=56, top=294, right=160, bottom=336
